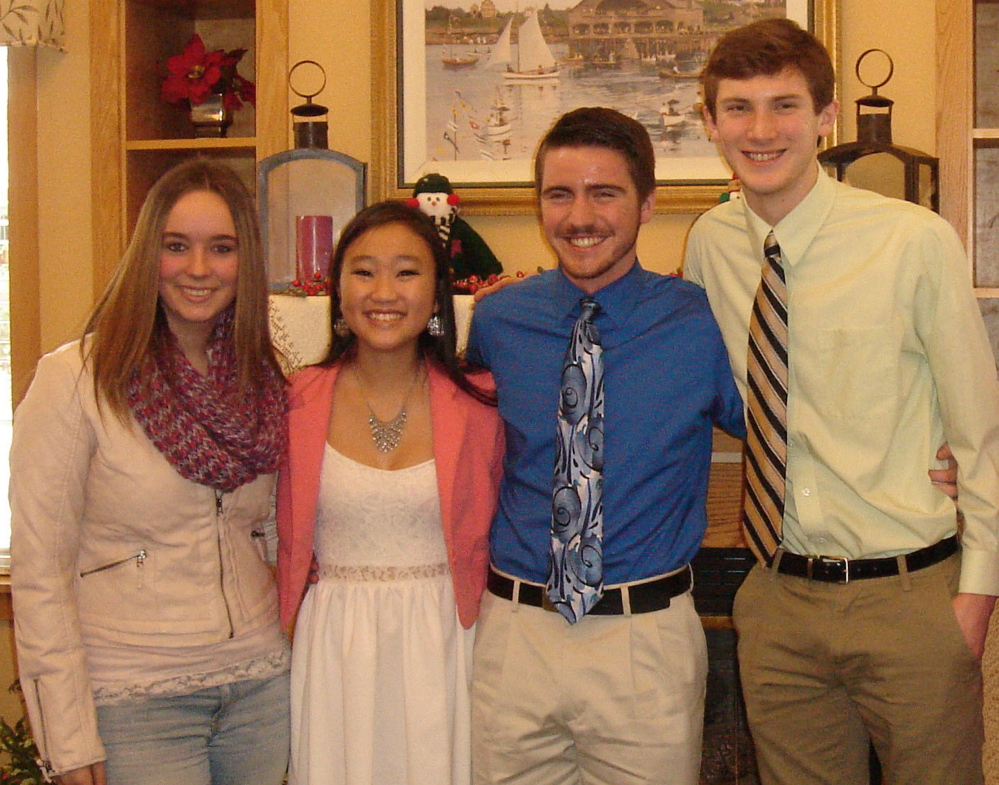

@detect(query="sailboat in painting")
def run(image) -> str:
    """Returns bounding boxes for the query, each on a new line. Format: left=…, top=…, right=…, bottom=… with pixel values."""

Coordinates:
left=486, top=9, right=559, bottom=82
left=441, top=19, right=481, bottom=70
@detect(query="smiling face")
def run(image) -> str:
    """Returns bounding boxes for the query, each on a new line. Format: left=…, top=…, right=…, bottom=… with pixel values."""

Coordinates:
left=539, top=145, right=654, bottom=295
left=158, top=189, right=239, bottom=354
left=337, top=221, right=438, bottom=360
left=704, top=67, right=838, bottom=226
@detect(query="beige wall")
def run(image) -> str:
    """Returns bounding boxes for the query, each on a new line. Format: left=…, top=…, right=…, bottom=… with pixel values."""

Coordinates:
left=34, top=0, right=92, bottom=353
left=27, top=0, right=940, bottom=353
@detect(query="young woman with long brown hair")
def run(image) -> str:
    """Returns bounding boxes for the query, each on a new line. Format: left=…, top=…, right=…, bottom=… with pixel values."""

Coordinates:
left=11, top=160, right=290, bottom=785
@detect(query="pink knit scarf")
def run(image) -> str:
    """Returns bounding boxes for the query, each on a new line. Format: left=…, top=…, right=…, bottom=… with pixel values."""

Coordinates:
left=127, top=309, right=287, bottom=492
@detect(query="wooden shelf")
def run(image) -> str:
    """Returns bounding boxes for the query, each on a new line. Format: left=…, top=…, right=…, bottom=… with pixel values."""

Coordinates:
left=126, top=138, right=258, bottom=151
left=130, top=0, right=254, bottom=19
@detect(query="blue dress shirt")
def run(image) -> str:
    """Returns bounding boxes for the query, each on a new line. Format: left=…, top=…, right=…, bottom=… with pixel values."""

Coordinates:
left=466, top=262, right=746, bottom=584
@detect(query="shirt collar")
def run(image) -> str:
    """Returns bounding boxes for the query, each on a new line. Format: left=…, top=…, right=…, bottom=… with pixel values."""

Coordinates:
left=552, top=260, right=645, bottom=331
left=743, top=162, right=837, bottom=269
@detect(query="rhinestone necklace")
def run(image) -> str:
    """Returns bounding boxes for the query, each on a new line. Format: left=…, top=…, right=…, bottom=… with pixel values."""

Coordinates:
left=352, top=362, right=423, bottom=453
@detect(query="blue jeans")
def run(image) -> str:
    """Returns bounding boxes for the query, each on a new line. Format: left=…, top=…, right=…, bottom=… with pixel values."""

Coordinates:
left=96, top=672, right=290, bottom=785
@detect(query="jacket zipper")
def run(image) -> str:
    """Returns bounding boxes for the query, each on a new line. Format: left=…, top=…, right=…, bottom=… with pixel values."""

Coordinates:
left=216, top=488, right=234, bottom=639
left=78, top=549, right=146, bottom=577
left=31, top=679, right=55, bottom=782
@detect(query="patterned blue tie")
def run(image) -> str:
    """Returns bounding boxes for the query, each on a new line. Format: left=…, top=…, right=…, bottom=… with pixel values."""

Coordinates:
left=547, top=297, right=604, bottom=623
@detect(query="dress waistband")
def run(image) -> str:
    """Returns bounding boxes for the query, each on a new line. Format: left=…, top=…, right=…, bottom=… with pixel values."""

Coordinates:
left=319, top=563, right=450, bottom=582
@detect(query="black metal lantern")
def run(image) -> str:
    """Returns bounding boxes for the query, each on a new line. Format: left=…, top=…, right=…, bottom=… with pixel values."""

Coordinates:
left=818, top=49, right=939, bottom=212
left=258, top=60, right=367, bottom=292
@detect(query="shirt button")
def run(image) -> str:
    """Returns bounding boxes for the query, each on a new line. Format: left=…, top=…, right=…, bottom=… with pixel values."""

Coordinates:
left=802, top=488, right=811, bottom=497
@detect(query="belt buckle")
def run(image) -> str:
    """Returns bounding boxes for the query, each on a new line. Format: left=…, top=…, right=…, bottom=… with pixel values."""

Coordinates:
left=817, top=555, right=850, bottom=583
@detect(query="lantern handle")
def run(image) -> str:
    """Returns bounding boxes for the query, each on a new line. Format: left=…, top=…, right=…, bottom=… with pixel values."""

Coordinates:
left=288, top=60, right=328, bottom=102
left=855, top=49, right=893, bottom=95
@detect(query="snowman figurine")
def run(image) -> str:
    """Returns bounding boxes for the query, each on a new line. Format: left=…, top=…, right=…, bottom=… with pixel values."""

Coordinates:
left=408, top=173, right=503, bottom=283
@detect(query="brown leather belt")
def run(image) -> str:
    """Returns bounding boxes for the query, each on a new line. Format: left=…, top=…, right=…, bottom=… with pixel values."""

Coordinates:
left=775, top=535, right=958, bottom=583
left=486, top=565, right=691, bottom=615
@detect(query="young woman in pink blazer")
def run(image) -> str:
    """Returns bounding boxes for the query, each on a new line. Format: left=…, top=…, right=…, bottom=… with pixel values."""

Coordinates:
left=276, top=201, right=504, bottom=785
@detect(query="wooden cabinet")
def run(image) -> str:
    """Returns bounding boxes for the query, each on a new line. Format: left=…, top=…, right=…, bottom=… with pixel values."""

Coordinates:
left=937, top=0, right=999, bottom=362
left=89, top=0, right=289, bottom=297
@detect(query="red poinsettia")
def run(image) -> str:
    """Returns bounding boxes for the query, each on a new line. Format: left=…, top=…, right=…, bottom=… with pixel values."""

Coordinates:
left=161, top=33, right=256, bottom=110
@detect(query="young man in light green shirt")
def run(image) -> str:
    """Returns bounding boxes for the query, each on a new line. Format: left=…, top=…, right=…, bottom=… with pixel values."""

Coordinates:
left=684, top=18, right=999, bottom=785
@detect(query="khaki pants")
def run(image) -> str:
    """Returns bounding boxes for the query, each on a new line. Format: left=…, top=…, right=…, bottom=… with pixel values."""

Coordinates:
left=471, top=585, right=707, bottom=785
left=734, top=554, right=984, bottom=785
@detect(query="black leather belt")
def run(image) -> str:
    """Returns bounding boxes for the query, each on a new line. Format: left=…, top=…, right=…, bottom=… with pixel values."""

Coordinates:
left=486, top=565, right=691, bottom=615
left=775, top=535, right=959, bottom=583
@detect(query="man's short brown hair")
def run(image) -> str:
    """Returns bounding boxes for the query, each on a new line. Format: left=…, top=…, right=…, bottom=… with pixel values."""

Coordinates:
left=534, top=107, right=657, bottom=202
left=701, top=18, right=835, bottom=120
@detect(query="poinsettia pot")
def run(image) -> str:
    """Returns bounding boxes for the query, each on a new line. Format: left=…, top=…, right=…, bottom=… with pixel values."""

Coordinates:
left=189, top=92, right=233, bottom=138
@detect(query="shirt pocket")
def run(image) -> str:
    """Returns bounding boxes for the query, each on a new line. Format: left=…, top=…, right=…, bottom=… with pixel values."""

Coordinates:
left=799, top=324, right=903, bottom=429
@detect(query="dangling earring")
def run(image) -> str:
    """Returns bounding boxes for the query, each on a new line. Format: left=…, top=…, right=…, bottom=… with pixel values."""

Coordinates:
left=334, top=318, right=352, bottom=339
left=426, top=314, right=444, bottom=338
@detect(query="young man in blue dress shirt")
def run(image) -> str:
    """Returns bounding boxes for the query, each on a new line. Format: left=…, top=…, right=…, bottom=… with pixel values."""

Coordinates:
left=685, top=19, right=999, bottom=785
left=466, top=107, right=746, bottom=784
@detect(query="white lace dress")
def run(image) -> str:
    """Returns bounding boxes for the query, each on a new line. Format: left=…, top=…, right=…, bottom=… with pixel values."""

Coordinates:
left=288, top=444, right=474, bottom=785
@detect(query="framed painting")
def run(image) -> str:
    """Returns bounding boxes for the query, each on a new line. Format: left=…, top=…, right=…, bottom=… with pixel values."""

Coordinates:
left=372, top=0, right=839, bottom=213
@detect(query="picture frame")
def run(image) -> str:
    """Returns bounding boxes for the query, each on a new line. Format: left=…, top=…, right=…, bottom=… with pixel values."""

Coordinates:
left=373, top=0, right=840, bottom=214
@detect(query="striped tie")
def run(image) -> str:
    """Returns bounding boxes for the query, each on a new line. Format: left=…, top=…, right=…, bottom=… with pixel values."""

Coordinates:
left=743, top=231, right=788, bottom=564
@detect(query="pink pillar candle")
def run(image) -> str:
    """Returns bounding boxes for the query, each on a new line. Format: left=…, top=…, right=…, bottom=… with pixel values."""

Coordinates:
left=295, top=215, right=334, bottom=282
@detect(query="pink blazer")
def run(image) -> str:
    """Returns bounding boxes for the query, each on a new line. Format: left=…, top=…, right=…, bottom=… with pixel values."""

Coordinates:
left=277, top=361, right=505, bottom=632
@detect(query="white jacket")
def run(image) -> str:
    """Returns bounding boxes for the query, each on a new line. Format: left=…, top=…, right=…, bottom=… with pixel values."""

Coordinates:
left=9, top=340, right=281, bottom=775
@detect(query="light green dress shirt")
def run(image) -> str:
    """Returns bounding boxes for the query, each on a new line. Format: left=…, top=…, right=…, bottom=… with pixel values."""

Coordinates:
left=684, top=166, right=999, bottom=596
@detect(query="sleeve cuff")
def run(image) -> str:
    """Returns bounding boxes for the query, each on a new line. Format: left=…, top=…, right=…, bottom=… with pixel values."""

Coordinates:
left=957, top=546, right=999, bottom=596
